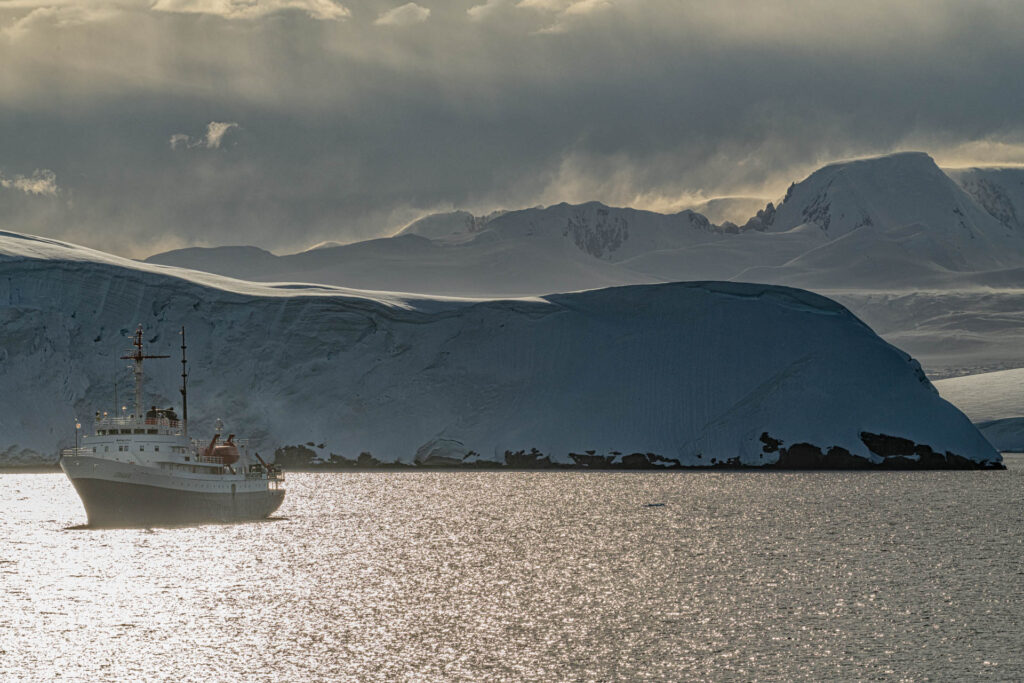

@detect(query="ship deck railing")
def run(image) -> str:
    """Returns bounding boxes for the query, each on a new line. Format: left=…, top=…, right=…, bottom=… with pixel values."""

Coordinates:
left=94, top=416, right=182, bottom=431
left=60, top=447, right=96, bottom=458
left=192, top=454, right=247, bottom=466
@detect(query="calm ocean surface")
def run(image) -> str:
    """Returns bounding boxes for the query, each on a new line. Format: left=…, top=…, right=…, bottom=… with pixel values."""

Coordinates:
left=3, top=459, right=1024, bottom=681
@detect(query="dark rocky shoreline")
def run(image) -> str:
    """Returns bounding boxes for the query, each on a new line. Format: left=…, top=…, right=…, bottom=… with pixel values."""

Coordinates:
left=5, top=431, right=1002, bottom=472
left=273, top=431, right=1006, bottom=471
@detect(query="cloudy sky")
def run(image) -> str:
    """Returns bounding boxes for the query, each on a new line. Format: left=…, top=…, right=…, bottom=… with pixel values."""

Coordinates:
left=1, top=0, right=1023, bottom=256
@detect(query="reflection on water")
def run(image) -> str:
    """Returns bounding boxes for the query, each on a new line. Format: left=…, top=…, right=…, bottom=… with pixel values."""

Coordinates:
left=3, top=458, right=1024, bottom=680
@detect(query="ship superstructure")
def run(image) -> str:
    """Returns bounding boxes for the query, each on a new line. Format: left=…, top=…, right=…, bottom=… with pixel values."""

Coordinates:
left=60, top=325, right=284, bottom=526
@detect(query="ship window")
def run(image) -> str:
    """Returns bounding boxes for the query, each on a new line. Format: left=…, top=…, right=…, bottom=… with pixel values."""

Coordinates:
left=139, top=446, right=145, bottom=451
left=147, top=429, right=157, bottom=434
left=120, top=429, right=130, bottom=434
left=183, top=456, right=188, bottom=461
left=155, top=446, right=160, bottom=452
left=97, top=430, right=105, bottom=435
left=134, top=429, right=144, bottom=434
left=104, top=446, right=109, bottom=452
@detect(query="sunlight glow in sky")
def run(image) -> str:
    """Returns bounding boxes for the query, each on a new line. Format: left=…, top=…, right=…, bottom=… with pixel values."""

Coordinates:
left=1, top=0, right=1022, bottom=255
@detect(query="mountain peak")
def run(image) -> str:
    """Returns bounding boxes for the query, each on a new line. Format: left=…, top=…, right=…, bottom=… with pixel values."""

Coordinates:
left=396, top=210, right=497, bottom=239
left=766, top=151, right=1003, bottom=242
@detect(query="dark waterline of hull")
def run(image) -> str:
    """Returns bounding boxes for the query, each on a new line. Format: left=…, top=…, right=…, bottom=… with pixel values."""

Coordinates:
left=68, top=477, right=285, bottom=527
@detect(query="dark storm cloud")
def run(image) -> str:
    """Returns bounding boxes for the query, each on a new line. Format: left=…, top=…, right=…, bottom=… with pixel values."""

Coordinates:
left=1, top=0, right=1023, bottom=255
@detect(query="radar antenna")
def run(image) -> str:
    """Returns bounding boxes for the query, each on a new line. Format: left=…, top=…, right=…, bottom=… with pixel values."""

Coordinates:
left=120, top=324, right=170, bottom=419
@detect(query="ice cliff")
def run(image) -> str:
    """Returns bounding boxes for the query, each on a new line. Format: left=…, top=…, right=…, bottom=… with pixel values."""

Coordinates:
left=0, top=231, right=1001, bottom=468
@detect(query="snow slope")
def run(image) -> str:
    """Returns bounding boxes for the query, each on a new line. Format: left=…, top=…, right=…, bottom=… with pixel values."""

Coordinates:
left=144, top=245, right=283, bottom=282
left=825, top=289, right=1024, bottom=378
left=947, top=167, right=1024, bottom=233
left=934, top=368, right=1024, bottom=423
left=0, top=230, right=999, bottom=467
left=934, top=368, right=1024, bottom=451
left=396, top=210, right=506, bottom=238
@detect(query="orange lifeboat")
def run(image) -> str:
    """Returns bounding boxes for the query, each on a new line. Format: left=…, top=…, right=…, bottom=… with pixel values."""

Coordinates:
left=203, top=433, right=240, bottom=465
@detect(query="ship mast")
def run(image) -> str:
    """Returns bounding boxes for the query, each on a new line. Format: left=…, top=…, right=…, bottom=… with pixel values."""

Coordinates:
left=120, top=325, right=169, bottom=419
left=180, top=326, right=189, bottom=437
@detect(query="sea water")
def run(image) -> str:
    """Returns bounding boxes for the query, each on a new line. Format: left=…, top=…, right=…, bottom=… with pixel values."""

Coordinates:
left=3, top=458, right=1024, bottom=681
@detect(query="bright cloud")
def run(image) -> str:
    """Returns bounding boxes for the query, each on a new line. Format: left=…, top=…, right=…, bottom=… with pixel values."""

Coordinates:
left=169, top=122, right=239, bottom=150
left=0, top=169, right=59, bottom=196
left=150, top=0, right=350, bottom=21
left=2, top=4, right=120, bottom=40
left=374, top=2, right=430, bottom=26
left=533, top=0, right=612, bottom=33
left=563, top=0, right=611, bottom=16
left=515, top=0, right=565, bottom=9
left=204, top=121, right=238, bottom=148
left=2, top=0, right=1024, bottom=255
left=467, top=0, right=506, bottom=21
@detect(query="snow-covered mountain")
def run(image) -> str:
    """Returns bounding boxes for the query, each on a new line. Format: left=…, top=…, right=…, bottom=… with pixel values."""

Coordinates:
left=143, top=153, right=1024, bottom=376
left=768, top=153, right=1008, bottom=238
left=0, top=230, right=999, bottom=468
left=739, top=153, right=1024, bottom=287
left=147, top=202, right=724, bottom=298
left=479, top=202, right=719, bottom=261
left=147, top=154, right=1024, bottom=291
left=148, top=154, right=1024, bottom=291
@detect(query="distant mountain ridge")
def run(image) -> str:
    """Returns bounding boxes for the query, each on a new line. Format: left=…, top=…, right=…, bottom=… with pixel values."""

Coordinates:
left=149, top=153, right=1024, bottom=285
left=143, top=152, right=1024, bottom=374
left=147, top=201, right=730, bottom=297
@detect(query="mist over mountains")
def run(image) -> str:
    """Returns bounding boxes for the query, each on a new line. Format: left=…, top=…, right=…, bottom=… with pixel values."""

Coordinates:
left=147, top=152, right=1024, bottom=376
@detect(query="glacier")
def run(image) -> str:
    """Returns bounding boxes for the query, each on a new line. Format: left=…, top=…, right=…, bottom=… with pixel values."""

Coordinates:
left=0, top=231, right=1000, bottom=468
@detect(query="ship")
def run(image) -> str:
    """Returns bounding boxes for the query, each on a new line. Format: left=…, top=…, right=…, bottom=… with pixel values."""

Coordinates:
left=60, top=325, right=285, bottom=527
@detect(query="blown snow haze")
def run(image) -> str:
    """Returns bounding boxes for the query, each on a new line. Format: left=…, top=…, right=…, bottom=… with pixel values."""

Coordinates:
left=149, top=152, right=1024, bottom=376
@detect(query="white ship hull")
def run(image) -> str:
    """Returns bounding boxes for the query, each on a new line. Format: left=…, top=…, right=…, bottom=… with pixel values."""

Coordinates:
left=61, top=455, right=285, bottom=527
